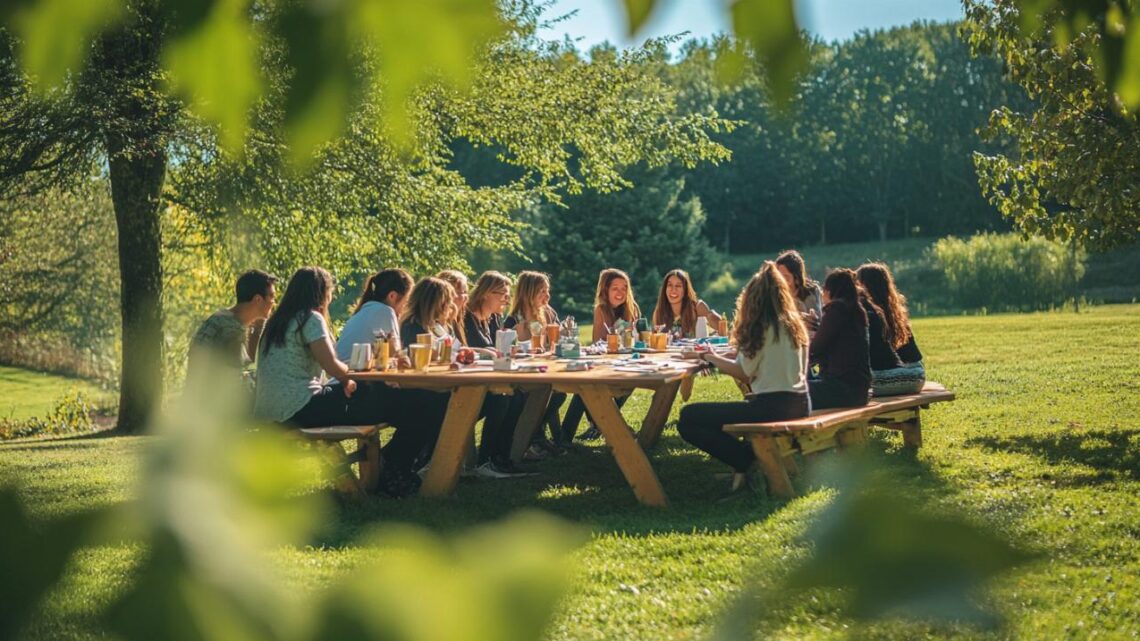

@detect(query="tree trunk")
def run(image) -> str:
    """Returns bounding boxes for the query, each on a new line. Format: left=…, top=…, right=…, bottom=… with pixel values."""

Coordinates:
left=877, top=220, right=888, bottom=242
left=107, top=132, right=166, bottom=434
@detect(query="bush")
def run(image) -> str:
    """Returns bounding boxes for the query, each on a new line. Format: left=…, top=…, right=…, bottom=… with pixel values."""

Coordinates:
left=0, top=389, right=97, bottom=440
left=929, top=233, right=1086, bottom=312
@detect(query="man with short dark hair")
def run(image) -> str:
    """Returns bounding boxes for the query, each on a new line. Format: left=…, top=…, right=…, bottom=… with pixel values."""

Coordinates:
left=188, top=270, right=279, bottom=376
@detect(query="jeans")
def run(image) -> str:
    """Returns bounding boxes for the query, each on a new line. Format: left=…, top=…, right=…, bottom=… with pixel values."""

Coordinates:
left=286, top=383, right=449, bottom=473
left=677, top=391, right=810, bottom=472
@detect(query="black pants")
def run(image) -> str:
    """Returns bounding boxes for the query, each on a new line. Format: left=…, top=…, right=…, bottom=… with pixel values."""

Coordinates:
left=677, top=392, right=810, bottom=472
left=477, top=393, right=514, bottom=464
left=560, top=394, right=628, bottom=442
left=286, top=384, right=448, bottom=473
left=808, top=377, right=870, bottom=410
left=504, top=391, right=568, bottom=446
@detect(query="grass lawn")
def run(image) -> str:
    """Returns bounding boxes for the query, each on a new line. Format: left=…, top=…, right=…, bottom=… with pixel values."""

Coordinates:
left=0, top=365, right=114, bottom=421
left=2, top=305, right=1139, bottom=639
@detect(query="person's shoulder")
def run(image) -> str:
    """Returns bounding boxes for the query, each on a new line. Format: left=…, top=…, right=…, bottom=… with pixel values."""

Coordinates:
left=696, top=299, right=711, bottom=314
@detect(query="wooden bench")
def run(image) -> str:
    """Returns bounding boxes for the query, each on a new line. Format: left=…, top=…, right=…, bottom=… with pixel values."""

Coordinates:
left=297, top=424, right=387, bottom=497
left=723, top=382, right=955, bottom=498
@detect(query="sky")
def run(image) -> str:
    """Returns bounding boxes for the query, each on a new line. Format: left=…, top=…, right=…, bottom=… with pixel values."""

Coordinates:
left=540, top=0, right=965, bottom=49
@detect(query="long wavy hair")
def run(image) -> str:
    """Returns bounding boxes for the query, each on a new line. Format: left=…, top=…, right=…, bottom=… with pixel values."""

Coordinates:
left=652, top=269, right=700, bottom=334
left=509, top=271, right=554, bottom=326
left=401, top=277, right=455, bottom=332
left=857, top=262, right=911, bottom=349
left=467, top=271, right=512, bottom=317
left=436, top=270, right=469, bottom=344
left=822, top=268, right=869, bottom=329
left=594, top=268, right=641, bottom=327
left=733, top=262, right=808, bottom=359
left=776, top=250, right=818, bottom=301
left=352, top=268, right=413, bottom=314
left=259, top=266, right=335, bottom=355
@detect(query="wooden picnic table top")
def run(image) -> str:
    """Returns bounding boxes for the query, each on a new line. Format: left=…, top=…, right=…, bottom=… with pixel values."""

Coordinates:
left=348, top=352, right=704, bottom=390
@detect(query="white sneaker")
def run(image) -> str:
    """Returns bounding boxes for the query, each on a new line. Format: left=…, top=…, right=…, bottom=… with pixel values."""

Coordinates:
left=474, top=461, right=514, bottom=479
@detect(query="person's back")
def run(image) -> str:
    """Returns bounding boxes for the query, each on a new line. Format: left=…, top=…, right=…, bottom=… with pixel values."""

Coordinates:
left=862, top=299, right=903, bottom=371
left=336, top=301, right=399, bottom=362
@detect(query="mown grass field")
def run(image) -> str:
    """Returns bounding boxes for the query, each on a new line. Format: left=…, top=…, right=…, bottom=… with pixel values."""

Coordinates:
left=1, top=305, right=1139, bottom=640
left=0, top=366, right=114, bottom=421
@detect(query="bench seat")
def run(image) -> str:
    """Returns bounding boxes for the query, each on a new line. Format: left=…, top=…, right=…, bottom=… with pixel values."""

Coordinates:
left=298, top=423, right=389, bottom=496
left=722, top=382, right=955, bottom=498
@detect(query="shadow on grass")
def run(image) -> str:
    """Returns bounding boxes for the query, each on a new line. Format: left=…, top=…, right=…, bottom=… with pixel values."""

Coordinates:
left=966, top=428, right=1140, bottom=484
left=315, top=427, right=961, bottom=547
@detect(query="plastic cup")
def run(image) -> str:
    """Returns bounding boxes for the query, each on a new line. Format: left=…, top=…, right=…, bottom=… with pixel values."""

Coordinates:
left=375, top=340, right=390, bottom=371
left=410, top=344, right=430, bottom=371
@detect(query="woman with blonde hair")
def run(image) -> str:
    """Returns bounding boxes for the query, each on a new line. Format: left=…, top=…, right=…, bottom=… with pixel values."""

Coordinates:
left=677, top=261, right=811, bottom=497
left=652, top=269, right=722, bottom=337
left=436, top=269, right=470, bottom=345
left=504, top=271, right=567, bottom=458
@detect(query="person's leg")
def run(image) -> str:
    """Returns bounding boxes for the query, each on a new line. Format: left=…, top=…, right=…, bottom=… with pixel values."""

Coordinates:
left=286, top=385, right=360, bottom=428
left=560, top=395, right=587, bottom=442
left=677, top=401, right=765, bottom=472
left=374, top=386, right=449, bottom=473
left=544, top=391, right=567, bottom=440
left=476, top=394, right=512, bottom=464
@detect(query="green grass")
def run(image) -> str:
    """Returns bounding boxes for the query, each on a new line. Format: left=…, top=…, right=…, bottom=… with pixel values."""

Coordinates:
left=0, top=365, right=114, bottom=421
left=2, top=305, right=1140, bottom=639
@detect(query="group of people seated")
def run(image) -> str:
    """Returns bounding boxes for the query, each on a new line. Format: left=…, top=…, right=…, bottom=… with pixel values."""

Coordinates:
left=187, top=250, right=925, bottom=499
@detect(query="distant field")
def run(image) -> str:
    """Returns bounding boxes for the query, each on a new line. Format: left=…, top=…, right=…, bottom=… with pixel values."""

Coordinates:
left=704, top=238, right=1140, bottom=315
left=0, top=366, right=113, bottom=421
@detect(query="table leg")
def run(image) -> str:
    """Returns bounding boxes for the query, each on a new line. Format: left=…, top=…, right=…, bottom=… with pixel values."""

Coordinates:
left=510, top=385, right=554, bottom=463
left=420, top=385, right=488, bottom=498
left=637, top=379, right=682, bottom=450
left=578, top=385, right=668, bottom=507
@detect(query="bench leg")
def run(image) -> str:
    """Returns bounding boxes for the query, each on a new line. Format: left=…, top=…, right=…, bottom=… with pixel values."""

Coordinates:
left=836, top=423, right=868, bottom=449
left=750, top=435, right=795, bottom=498
left=901, top=414, right=923, bottom=449
left=320, top=443, right=366, bottom=498
left=356, top=433, right=382, bottom=492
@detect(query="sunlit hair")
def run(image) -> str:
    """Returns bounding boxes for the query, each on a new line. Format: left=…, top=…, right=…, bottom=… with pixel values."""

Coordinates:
left=822, top=268, right=868, bottom=328
left=401, top=277, right=455, bottom=331
left=509, top=271, right=552, bottom=325
left=353, top=268, right=413, bottom=314
left=732, top=262, right=808, bottom=359
left=436, top=270, right=469, bottom=344
left=857, top=262, right=911, bottom=349
left=260, top=266, right=334, bottom=355
left=594, top=268, right=641, bottom=326
left=775, top=250, right=817, bottom=301
left=652, top=269, right=700, bottom=334
left=467, top=271, right=512, bottom=316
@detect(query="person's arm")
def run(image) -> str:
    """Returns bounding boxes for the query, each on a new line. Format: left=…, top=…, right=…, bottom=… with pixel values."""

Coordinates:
left=697, top=300, right=722, bottom=325
left=245, top=318, right=266, bottom=365
left=592, top=307, right=606, bottom=343
left=809, top=303, right=841, bottom=365
left=682, top=349, right=747, bottom=379
left=308, top=336, right=356, bottom=397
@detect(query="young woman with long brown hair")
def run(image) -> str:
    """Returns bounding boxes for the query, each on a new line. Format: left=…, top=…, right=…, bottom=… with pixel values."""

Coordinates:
left=775, top=250, right=823, bottom=329
left=857, top=262, right=925, bottom=396
left=335, top=268, right=413, bottom=362
left=677, top=261, right=811, bottom=496
left=562, top=268, right=641, bottom=442
left=652, top=269, right=722, bottom=337
left=809, top=269, right=872, bottom=409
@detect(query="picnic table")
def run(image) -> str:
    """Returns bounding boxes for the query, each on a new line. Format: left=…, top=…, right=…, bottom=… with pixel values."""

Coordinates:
left=351, top=353, right=703, bottom=507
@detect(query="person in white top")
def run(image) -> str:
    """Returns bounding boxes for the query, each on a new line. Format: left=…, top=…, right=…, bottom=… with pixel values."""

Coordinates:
left=677, top=260, right=812, bottom=497
left=335, top=268, right=413, bottom=362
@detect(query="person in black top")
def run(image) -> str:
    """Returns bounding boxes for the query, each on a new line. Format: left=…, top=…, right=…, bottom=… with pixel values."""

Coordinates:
left=460, top=271, right=535, bottom=478
left=809, top=269, right=872, bottom=409
left=857, top=262, right=926, bottom=396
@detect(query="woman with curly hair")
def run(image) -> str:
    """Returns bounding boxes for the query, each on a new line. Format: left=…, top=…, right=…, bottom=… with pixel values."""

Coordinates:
left=857, top=262, right=926, bottom=396
left=676, top=261, right=811, bottom=496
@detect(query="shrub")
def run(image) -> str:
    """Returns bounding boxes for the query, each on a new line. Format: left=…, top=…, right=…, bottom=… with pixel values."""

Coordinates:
left=929, top=233, right=1086, bottom=312
left=0, top=389, right=97, bottom=441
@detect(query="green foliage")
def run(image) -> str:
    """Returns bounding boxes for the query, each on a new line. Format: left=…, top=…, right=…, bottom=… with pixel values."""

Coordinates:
left=524, top=166, right=720, bottom=317
left=965, top=0, right=1140, bottom=249
left=930, top=233, right=1086, bottom=312
left=0, top=388, right=98, bottom=440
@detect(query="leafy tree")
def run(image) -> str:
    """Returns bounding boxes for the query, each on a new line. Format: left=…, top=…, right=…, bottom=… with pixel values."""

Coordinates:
left=525, top=166, right=719, bottom=318
left=965, top=0, right=1140, bottom=249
